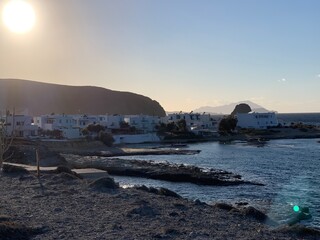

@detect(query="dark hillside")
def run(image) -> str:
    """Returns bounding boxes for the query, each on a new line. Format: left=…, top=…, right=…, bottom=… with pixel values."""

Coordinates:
left=0, top=79, right=166, bottom=116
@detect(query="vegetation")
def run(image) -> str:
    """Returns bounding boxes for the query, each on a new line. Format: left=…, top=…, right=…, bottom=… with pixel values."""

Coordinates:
left=85, top=124, right=105, bottom=133
left=82, top=124, right=114, bottom=146
left=97, top=132, right=114, bottom=147
left=155, top=120, right=202, bottom=140
left=39, top=129, right=63, bottom=139
left=156, top=119, right=189, bottom=135
left=218, top=116, right=238, bottom=133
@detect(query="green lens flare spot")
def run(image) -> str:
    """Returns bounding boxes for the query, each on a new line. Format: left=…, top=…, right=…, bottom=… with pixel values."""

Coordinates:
left=293, top=205, right=300, bottom=212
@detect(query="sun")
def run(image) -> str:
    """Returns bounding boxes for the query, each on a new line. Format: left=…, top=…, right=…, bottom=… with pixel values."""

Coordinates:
left=2, top=0, right=35, bottom=34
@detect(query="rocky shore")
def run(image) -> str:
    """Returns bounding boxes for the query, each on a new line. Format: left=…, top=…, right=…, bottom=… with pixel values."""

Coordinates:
left=64, top=154, right=263, bottom=186
left=1, top=167, right=320, bottom=240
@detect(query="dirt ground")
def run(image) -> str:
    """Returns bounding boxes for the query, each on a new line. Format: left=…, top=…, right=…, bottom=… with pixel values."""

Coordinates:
left=0, top=170, right=319, bottom=240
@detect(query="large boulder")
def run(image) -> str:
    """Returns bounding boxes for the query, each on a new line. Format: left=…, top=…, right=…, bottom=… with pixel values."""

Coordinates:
left=88, top=177, right=119, bottom=190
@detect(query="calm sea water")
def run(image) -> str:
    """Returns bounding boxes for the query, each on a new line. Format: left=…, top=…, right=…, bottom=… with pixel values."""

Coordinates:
left=112, top=138, right=320, bottom=229
left=277, top=112, right=320, bottom=126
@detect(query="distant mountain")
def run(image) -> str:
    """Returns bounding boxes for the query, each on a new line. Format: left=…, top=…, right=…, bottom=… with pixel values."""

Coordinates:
left=194, top=101, right=269, bottom=114
left=0, top=79, right=166, bottom=116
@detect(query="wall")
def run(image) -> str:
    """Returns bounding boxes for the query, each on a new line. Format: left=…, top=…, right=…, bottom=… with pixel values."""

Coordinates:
left=113, top=133, right=161, bottom=144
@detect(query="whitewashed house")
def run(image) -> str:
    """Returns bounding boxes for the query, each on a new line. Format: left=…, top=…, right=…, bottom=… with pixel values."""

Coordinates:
left=34, top=114, right=81, bottom=139
left=165, top=113, right=218, bottom=131
left=236, top=112, right=278, bottom=129
left=104, top=115, right=125, bottom=129
left=1, top=115, right=38, bottom=138
left=34, top=114, right=76, bottom=130
left=124, top=115, right=161, bottom=133
left=73, top=115, right=99, bottom=128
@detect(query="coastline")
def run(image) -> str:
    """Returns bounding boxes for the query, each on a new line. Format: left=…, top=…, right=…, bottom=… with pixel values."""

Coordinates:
left=4, top=134, right=320, bottom=239
left=1, top=168, right=319, bottom=239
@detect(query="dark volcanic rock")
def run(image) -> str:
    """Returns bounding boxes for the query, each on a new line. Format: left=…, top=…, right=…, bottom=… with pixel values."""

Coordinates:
left=134, top=185, right=182, bottom=199
left=214, top=202, right=235, bottom=211
left=55, top=166, right=82, bottom=179
left=231, top=103, right=252, bottom=116
left=242, top=206, right=268, bottom=221
left=2, top=164, right=29, bottom=175
left=66, top=155, right=263, bottom=186
left=241, top=206, right=278, bottom=226
left=0, top=221, right=43, bottom=240
left=89, top=177, right=119, bottom=190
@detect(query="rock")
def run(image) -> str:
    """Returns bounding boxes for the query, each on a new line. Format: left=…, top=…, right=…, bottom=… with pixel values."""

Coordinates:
left=134, top=185, right=182, bottom=199
left=194, top=199, right=206, bottom=205
left=231, top=103, right=252, bottom=116
left=88, top=177, right=119, bottom=190
left=55, top=165, right=73, bottom=174
left=66, top=155, right=259, bottom=186
left=127, top=205, right=159, bottom=217
left=242, top=206, right=268, bottom=221
left=241, top=206, right=277, bottom=226
left=2, top=164, right=29, bottom=175
left=214, top=202, right=234, bottom=211
left=174, top=203, right=188, bottom=210
left=235, top=202, right=249, bottom=206
left=157, top=187, right=182, bottom=199
left=276, top=225, right=320, bottom=237
left=0, top=221, right=43, bottom=240
left=55, top=166, right=82, bottom=179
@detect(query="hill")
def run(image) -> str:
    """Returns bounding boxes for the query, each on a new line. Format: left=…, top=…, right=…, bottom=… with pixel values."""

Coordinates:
left=194, top=101, right=269, bottom=114
left=0, top=79, right=166, bottom=116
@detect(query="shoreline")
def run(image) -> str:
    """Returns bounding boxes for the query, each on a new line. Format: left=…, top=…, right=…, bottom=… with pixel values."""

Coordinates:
left=3, top=138, right=320, bottom=239
left=0, top=168, right=319, bottom=239
left=36, top=126, right=320, bottom=150
left=64, top=154, right=263, bottom=186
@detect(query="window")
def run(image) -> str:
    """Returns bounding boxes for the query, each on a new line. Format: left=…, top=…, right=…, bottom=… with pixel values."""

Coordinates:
left=16, top=121, right=24, bottom=126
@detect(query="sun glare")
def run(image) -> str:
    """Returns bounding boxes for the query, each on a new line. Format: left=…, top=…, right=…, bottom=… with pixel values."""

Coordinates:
left=2, top=0, right=35, bottom=34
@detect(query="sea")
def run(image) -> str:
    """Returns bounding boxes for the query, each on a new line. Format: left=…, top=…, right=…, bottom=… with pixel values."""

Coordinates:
left=112, top=113, right=320, bottom=229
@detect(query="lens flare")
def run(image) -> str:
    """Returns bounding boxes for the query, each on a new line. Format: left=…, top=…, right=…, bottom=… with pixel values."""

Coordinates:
left=293, top=205, right=300, bottom=212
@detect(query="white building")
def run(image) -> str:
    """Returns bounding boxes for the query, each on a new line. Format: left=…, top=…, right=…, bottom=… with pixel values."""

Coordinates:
left=73, top=115, right=99, bottom=128
left=165, top=113, right=218, bottom=131
left=124, top=115, right=161, bottom=133
left=34, top=114, right=81, bottom=139
left=236, top=112, right=278, bottom=129
left=1, top=115, right=38, bottom=138
left=104, top=115, right=125, bottom=129
left=34, top=114, right=76, bottom=130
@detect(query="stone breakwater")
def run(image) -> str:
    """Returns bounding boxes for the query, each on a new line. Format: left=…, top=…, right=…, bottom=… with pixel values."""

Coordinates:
left=64, top=154, right=264, bottom=186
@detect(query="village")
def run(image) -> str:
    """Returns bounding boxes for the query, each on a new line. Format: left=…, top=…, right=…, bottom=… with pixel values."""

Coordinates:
left=1, top=111, right=280, bottom=144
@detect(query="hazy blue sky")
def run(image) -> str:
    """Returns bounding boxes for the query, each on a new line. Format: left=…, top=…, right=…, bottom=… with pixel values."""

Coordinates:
left=1, top=0, right=320, bottom=112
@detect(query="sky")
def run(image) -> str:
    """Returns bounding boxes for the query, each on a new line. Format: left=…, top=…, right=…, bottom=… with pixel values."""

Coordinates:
left=1, top=0, right=320, bottom=113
